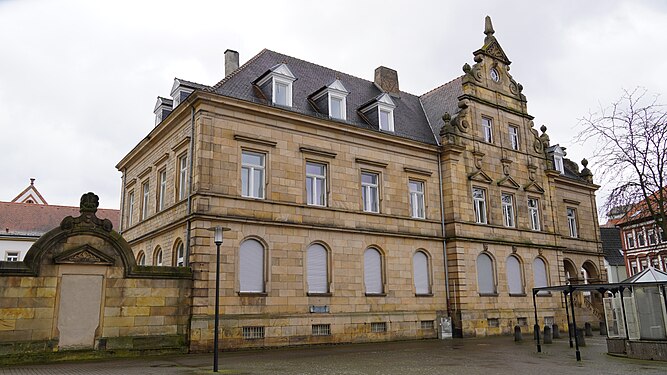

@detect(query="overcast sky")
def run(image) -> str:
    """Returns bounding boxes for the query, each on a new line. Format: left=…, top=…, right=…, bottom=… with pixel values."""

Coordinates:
left=1, top=0, right=666, bottom=213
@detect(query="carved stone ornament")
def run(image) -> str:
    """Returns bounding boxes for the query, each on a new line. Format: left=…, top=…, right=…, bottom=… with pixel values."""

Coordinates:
left=527, top=163, right=537, bottom=182
left=501, top=158, right=512, bottom=176
left=512, top=246, right=517, bottom=254
left=451, top=101, right=470, bottom=133
left=60, top=192, right=113, bottom=233
left=483, top=243, right=489, bottom=251
left=473, top=151, right=484, bottom=170
left=54, top=244, right=115, bottom=266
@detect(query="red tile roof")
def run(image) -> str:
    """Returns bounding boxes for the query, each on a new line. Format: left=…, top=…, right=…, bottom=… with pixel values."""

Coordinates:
left=0, top=201, right=120, bottom=237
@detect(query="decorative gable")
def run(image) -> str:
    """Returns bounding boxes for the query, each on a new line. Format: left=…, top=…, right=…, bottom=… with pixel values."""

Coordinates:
left=523, top=181, right=545, bottom=194
left=468, top=170, right=493, bottom=184
left=11, top=178, right=48, bottom=205
left=54, top=244, right=115, bottom=266
left=497, top=175, right=520, bottom=189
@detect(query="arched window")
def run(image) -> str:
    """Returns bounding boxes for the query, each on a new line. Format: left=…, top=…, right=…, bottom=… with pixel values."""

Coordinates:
left=533, top=257, right=549, bottom=293
left=240, top=239, right=265, bottom=293
left=477, top=253, right=495, bottom=294
left=307, top=243, right=328, bottom=294
left=364, top=248, right=383, bottom=294
left=137, top=251, right=146, bottom=266
left=174, top=241, right=185, bottom=267
left=153, top=246, right=163, bottom=266
left=506, top=255, right=523, bottom=295
left=413, top=251, right=430, bottom=295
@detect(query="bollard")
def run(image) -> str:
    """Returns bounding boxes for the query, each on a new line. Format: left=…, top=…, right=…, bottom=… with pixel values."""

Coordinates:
left=543, top=325, right=553, bottom=344
left=576, top=328, right=587, bottom=347
left=584, top=322, right=593, bottom=337
left=599, top=321, right=607, bottom=336
left=552, top=323, right=560, bottom=339
left=514, top=325, right=523, bottom=342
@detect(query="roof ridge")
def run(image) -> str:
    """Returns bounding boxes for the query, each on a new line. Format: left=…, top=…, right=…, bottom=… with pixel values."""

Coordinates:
left=208, top=48, right=269, bottom=92
left=0, top=200, right=119, bottom=211
left=174, top=77, right=211, bottom=88
left=420, top=75, right=463, bottom=98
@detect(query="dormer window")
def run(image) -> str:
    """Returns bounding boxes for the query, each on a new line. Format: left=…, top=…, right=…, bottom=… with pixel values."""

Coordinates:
left=255, top=63, right=296, bottom=108
left=170, top=79, right=195, bottom=109
left=547, top=145, right=565, bottom=174
left=554, top=155, right=564, bottom=174
left=153, top=97, right=173, bottom=126
left=311, top=79, right=349, bottom=120
left=360, top=93, right=396, bottom=133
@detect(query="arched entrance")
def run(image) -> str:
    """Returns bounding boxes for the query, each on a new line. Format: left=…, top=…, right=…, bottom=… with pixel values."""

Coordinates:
left=563, top=259, right=578, bottom=284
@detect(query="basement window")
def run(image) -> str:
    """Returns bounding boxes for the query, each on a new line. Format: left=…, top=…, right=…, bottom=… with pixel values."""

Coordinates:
left=371, top=322, right=387, bottom=333
left=243, top=326, right=265, bottom=340
left=312, top=324, right=331, bottom=336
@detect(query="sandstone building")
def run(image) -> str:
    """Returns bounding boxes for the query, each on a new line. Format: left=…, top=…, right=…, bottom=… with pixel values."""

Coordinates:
left=116, top=17, right=605, bottom=349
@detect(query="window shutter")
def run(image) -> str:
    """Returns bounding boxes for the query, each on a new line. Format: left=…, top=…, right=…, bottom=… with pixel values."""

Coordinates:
left=240, top=240, right=264, bottom=293
left=307, top=244, right=328, bottom=293
left=477, top=253, right=494, bottom=294
left=364, top=249, right=383, bottom=294
left=506, top=256, right=523, bottom=294
left=533, top=258, right=548, bottom=288
left=413, top=252, right=429, bottom=294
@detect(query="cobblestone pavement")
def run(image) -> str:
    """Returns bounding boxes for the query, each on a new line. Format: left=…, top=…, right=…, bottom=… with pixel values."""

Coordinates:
left=2, top=335, right=667, bottom=375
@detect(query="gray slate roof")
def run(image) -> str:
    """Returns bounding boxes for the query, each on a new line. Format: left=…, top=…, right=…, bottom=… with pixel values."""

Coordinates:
left=419, top=76, right=463, bottom=138
left=209, top=49, right=439, bottom=145
left=600, top=227, right=625, bottom=266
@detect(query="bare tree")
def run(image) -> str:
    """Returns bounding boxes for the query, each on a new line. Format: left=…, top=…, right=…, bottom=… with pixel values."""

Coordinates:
left=578, top=88, right=667, bottom=232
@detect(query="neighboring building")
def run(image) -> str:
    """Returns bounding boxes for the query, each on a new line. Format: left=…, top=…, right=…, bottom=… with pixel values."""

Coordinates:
left=0, top=179, right=120, bottom=261
left=116, top=17, right=604, bottom=350
left=615, top=191, right=667, bottom=275
left=600, top=227, right=627, bottom=283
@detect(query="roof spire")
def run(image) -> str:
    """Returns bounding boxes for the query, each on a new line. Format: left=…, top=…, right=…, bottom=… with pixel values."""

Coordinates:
left=30, top=178, right=35, bottom=186
left=484, top=16, right=495, bottom=37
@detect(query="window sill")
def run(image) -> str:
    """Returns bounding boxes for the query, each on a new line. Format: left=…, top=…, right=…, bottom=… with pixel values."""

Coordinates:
left=307, top=292, right=332, bottom=297
left=509, top=293, right=527, bottom=297
left=536, top=292, right=552, bottom=297
left=478, top=293, right=498, bottom=297
left=365, top=293, right=387, bottom=297
left=237, top=292, right=268, bottom=297
left=415, top=293, right=433, bottom=297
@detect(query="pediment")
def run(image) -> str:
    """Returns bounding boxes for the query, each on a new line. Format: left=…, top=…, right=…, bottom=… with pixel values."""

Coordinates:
left=376, top=93, right=396, bottom=107
left=328, top=79, right=348, bottom=94
left=497, top=175, right=520, bottom=189
left=54, top=244, right=115, bottom=266
left=484, top=41, right=510, bottom=64
left=524, top=181, right=545, bottom=194
left=270, top=63, right=295, bottom=79
left=468, top=170, right=493, bottom=184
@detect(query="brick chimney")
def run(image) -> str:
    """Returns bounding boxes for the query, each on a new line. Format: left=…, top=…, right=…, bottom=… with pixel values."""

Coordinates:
left=225, top=49, right=239, bottom=77
left=374, top=66, right=399, bottom=94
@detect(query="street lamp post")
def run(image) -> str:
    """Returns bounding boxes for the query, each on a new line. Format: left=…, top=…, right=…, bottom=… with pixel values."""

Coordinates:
left=208, top=225, right=230, bottom=373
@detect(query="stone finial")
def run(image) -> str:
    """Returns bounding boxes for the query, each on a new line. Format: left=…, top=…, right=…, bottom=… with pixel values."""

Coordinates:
left=484, top=16, right=495, bottom=36
left=539, top=125, right=550, bottom=148
left=580, top=158, right=593, bottom=183
left=30, top=178, right=35, bottom=186
left=79, top=192, right=99, bottom=214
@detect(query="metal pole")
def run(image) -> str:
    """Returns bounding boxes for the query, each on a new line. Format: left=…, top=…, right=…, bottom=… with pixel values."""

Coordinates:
left=533, top=290, right=541, bottom=353
left=569, top=289, right=581, bottom=361
left=213, top=242, right=221, bottom=372
left=564, top=290, right=573, bottom=348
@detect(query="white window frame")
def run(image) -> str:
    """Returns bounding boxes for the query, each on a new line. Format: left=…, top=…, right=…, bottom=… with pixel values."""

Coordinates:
left=626, top=232, right=635, bottom=248
left=127, top=190, right=135, bottom=226
left=5, top=251, right=19, bottom=262
left=272, top=77, right=293, bottom=107
left=472, top=187, right=487, bottom=224
left=528, top=198, right=540, bottom=231
left=175, top=242, right=185, bottom=267
left=409, top=180, right=425, bottom=219
left=637, top=230, right=646, bottom=247
left=306, top=161, right=327, bottom=206
left=178, top=154, right=188, bottom=201
left=509, top=125, right=519, bottom=150
left=362, top=171, right=380, bottom=213
left=501, top=193, right=515, bottom=228
left=554, top=155, right=564, bottom=174
left=158, top=169, right=166, bottom=212
left=379, top=107, right=394, bottom=132
left=154, top=248, right=163, bottom=266
left=482, top=117, right=493, bottom=143
left=648, top=229, right=657, bottom=245
left=306, top=243, right=329, bottom=294
left=239, top=239, right=266, bottom=293
left=137, top=251, right=146, bottom=266
left=241, top=151, right=266, bottom=199
left=567, top=208, right=578, bottom=238
left=328, top=93, right=346, bottom=120
left=141, top=180, right=150, bottom=220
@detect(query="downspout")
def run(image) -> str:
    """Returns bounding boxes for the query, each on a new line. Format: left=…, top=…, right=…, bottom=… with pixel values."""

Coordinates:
left=438, top=153, right=451, bottom=314
left=185, top=106, right=195, bottom=266
left=119, top=168, right=126, bottom=233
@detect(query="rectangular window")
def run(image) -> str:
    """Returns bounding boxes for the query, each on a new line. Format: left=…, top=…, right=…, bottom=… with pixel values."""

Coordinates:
left=127, top=191, right=135, bottom=226
left=509, top=125, right=519, bottom=150
left=330, top=95, right=344, bottom=120
left=482, top=117, right=493, bottom=143
left=370, top=322, right=387, bottom=333
left=554, top=156, right=564, bottom=174
left=242, top=151, right=265, bottom=199
left=567, top=208, right=578, bottom=238
left=517, top=317, right=528, bottom=327
left=637, top=231, right=646, bottom=247
left=409, top=180, right=425, bottom=219
left=626, top=233, right=635, bottom=248
left=420, top=320, right=434, bottom=330
left=648, top=229, right=657, bottom=245
left=158, top=169, right=166, bottom=212
left=487, top=318, right=500, bottom=328
left=528, top=198, right=540, bottom=231
left=472, top=187, right=487, bottom=224
left=379, top=109, right=393, bottom=132
left=5, top=252, right=19, bottom=262
left=275, top=81, right=289, bottom=106
left=501, top=193, right=515, bottom=227
left=141, top=181, right=150, bottom=220
left=178, top=154, right=188, bottom=201
left=242, top=326, right=265, bottom=340
left=362, top=172, right=379, bottom=213
left=631, top=261, right=638, bottom=275
left=641, top=259, right=648, bottom=270
left=306, top=162, right=327, bottom=206
left=312, top=324, right=331, bottom=336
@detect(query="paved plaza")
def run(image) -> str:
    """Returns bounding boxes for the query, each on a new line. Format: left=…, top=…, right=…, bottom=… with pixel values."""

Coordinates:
left=2, top=335, right=667, bottom=375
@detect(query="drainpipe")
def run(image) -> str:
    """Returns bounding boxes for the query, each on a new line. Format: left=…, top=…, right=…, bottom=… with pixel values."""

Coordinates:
left=437, top=153, right=451, bottom=312
left=184, top=106, right=195, bottom=266
left=119, top=168, right=126, bottom=233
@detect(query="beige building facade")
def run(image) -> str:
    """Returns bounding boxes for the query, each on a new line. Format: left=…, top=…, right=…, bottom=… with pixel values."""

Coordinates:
left=117, top=17, right=605, bottom=350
